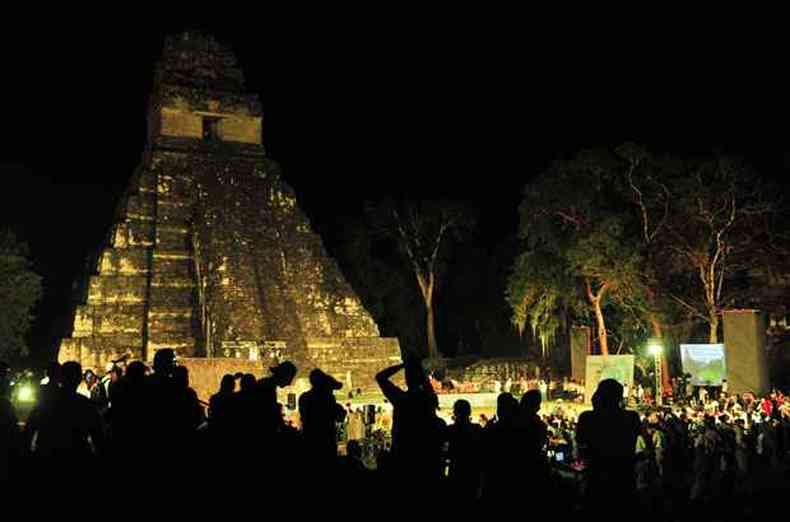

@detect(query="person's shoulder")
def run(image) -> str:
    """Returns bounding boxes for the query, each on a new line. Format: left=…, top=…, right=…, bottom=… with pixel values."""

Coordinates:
left=73, top=394, right=101, bottom=415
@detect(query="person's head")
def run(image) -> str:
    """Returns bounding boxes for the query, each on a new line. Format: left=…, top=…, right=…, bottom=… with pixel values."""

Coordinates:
left=270, top=361, right=297, bottom=387
left=347, top=439, right=362, bottom=459
left=309, top=368, right=343, bottom=392
left=125, top=361, right=146, bottom=383
left=84, top=370, right=96, bottom=386
left=521, top=389, right=542, bottom=416
left=173, top=366, right=189, bottom=389
left=61, top=361, right=83, bottom=393
left=220, top=374, right=236, bottom=394
left=453, top=399, right=472, bottom=424
left=240, top=373, right=257, bottom=392
left=496, top=393, right=518, bottom=422
left=153, top=349, right=177, bottom=376
left=404, top=358, right=427, bottom=391
left=592, top=379, right=624, bottom=410
left=46, top=361, right=63, bottom=385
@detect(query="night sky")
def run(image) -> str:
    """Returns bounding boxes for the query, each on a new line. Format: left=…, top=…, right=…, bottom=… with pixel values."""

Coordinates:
left=2, top=17, right=788, bottom=359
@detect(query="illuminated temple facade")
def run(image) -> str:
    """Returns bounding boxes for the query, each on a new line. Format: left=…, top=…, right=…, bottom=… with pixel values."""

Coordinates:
left=59, top=33, right=400, bottom=384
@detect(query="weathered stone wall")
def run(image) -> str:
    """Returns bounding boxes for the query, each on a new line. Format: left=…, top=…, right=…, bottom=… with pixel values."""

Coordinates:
left=305, top=338, right=403, bottom=391
left=179, top=357, right=266, bottom=403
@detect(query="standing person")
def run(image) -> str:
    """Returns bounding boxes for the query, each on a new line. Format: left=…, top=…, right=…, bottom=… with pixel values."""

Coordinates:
left=85, top=370, right=109, bottom=415
left=24, top=361, right=106, bottom=484
left=298, top=368, right=346, bottom=466
left=376, top=359, right=447, bottom=494
left=446, top=399, right=483, bottom=501
left=347, top=407, right=365, bottom=442
left=38, top=362, right=62, bottom=407
left=257, top=361, right=297, bottom=434
left=208, top=374, right=236, bottom=436
left=517, top=390, right=549, bottom=494
left=481, top=393, right=521, bottom=505
left=0, top=362, right=21, bottom=483
left=699, top=386, right=708, bottom=405
left=576, top=379, right=641, bottom=515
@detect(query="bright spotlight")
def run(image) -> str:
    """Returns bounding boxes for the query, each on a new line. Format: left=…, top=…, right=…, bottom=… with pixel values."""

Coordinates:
left=647, top=338, right=662, bottom=356
left=17, top=384, right=35, bottom=402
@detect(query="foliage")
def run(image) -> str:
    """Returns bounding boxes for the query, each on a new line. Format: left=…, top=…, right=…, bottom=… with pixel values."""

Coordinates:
left=0, top=231, right=42, bottom=360
left=507, top=150, right=650, bottom=356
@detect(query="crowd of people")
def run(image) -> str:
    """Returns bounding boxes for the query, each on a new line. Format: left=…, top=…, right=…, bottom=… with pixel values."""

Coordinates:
left=1, top=352, right=788, bottom=517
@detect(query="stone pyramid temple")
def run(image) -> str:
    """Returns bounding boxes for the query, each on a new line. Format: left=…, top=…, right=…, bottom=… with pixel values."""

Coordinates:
left=59, top=33, right=400, bottom=386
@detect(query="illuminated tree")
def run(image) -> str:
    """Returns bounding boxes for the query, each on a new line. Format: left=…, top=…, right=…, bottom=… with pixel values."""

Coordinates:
left=657, top=156, right=776, bottom=343
left=507, top=151, right=648, bottom=356
left=0, top=230, right=42, bottom=360
left=368, top=199, right=474, bottom=361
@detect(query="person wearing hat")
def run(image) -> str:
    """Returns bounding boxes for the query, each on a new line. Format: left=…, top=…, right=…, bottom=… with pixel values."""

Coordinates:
left=256, top=361, right=298, bottom=434
left=298, top=368, right=346, bottom=465
left=258, top=361, right=297, bottom=403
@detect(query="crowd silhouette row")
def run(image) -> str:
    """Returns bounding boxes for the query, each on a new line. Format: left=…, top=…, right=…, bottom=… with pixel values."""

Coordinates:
left=1, top=351, right=788, bottom=517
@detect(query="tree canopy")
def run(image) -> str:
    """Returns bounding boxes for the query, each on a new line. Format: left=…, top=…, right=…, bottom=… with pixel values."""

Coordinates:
left=508, top=145, right=786, bottom=360
left=0, top=230, right=42, bottom=361
left=507, top=150, right=649, bottom=356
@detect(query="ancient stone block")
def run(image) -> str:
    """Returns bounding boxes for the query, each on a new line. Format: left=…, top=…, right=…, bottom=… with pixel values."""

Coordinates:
left=155, top=226, right=191, bottom=252
left=87, top=276, right=148, bottom=304
left=98, top=247, right=149, bottom=275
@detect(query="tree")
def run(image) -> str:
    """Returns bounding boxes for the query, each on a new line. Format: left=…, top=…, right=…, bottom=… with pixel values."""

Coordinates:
left=368, top=200, right=474, bottom=361
left=0, top=230, right=42, bottom=360
left=507, top=151, right=649, bottom=356
left=658, top=156, right=777, bottom=343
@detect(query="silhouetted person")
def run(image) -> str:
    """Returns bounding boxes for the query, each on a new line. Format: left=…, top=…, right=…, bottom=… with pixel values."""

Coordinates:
left=299, top=369, right=346, bottom=466
left=518, top=390, right=548, bottom=469
left=234, top=373, right=260, bottom=433
left=24, top=361, right=106, bottom=484
left=173, top=365, right=205, bottom=434
left=38, top=361, right=62, bottom=407
left=576, top=379, right=641, bottom=514
left=85, top=369, right=109, bottom=415
left=141, top=349, right=181, bottom=468
left=209, top=374, right=236, bottom=434
left=376, top=359, right=447, bottom=494
left=446, top=399, right=483, bottom=501
left=256, top=361, right=297, bottom=434
left=0, top=361, right=20, bottom=482
left=340, top=439, right=367, bottom=475
left=481, top=393, right=521, bottom=504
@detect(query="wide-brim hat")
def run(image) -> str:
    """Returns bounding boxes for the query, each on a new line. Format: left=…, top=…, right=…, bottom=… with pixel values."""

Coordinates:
left=270, top=361, right=297, bottom=378
left=309, top=368, right=343, bottom=390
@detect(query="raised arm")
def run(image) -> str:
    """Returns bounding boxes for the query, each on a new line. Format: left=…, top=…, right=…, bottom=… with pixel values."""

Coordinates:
left=376, top=363, right=405, bottom=404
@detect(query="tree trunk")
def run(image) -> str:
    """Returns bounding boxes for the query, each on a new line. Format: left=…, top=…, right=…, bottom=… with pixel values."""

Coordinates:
left=586, top=280, right=609, bottom=356
left=593, top=297, right=609, bottom=356
left=709, top=313, right=719, bottom=344
left=426, top=302, right=439, bottom=360
left=417, top=271, right=439, bottom=360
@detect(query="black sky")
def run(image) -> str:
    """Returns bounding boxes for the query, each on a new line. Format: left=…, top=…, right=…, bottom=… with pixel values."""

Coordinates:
left=2, top=15, right=788, bottom=356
